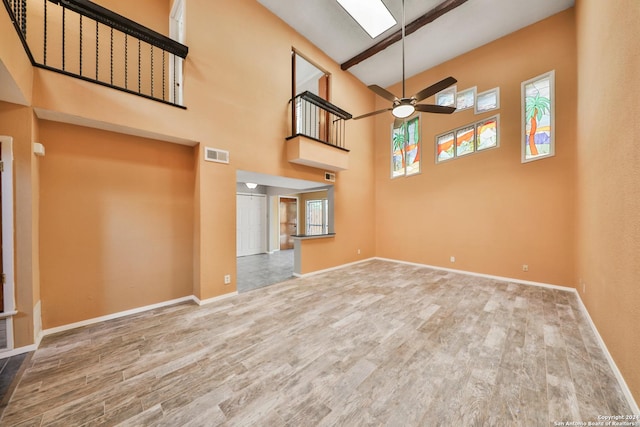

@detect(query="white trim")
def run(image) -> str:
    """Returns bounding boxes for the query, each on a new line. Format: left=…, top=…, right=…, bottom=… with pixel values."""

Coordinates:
left=42, top=296, right=194, bottom=337
left=0, top=344, right=37, bottom=359
left=375, top=257, right=574, bottom=292
left=293, top=257, right=376, bottom=278
left=33, top=300, right=43, bottom=347
left=0, top=311, right=17, bottom=319
left=192, top=291, right=238, bottom=306
left=1, top=136, right=15, bottom=352
left=169, top=0, right=185, bottom=106
left=575, top=294, right=640, bottom=414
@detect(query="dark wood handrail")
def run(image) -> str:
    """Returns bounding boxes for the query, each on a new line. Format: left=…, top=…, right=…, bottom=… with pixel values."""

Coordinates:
left=295, top=91, right=352, bottom=120
left=50, top=0, right=188, bottom=58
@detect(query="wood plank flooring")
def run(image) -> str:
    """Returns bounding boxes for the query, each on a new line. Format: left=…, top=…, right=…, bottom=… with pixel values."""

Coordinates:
left=0, top=260, right=632, bottom=426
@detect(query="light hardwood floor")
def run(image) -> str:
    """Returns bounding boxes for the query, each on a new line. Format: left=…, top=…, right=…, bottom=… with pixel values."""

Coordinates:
left=1, top=260, right=632, bottom=426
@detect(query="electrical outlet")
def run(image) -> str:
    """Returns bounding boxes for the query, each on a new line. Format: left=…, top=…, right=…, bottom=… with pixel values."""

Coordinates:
left=582, top=281, right=586, bottom=294
left=522, top=264, right=528, bottom=272
left=450, top=256, right=455, bottom=263
left=224, top=274, right=231, bottom=284
left=357, top=248, right=361, bottom=255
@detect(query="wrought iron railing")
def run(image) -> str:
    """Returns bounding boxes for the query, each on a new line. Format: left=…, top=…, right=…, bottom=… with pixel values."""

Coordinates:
left=2, top=0, right=188, bottom=107
left=290, top=91, right=351, bottom=150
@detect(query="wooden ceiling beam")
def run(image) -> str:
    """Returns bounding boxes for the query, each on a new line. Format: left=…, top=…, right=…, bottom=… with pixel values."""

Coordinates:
left=340, top=0, right=469, bottom=71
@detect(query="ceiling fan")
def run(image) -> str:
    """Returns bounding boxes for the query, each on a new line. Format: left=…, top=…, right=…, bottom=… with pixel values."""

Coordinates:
left=353, top=0, right=457, bottom=127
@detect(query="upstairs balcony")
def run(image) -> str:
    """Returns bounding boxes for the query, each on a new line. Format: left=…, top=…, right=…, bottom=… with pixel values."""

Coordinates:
left=286, top=91, right=352, bottom=172
left=2, top=0, right=188, bottom=108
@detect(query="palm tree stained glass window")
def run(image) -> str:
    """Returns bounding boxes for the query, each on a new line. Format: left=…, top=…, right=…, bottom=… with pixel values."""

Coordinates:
left=391, top=116, right=421, bottom=178
left=522, top=71, right=555, bottom=162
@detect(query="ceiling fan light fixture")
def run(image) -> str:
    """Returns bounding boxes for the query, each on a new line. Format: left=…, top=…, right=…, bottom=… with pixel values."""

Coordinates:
left=245, top=182, right=258, bottom=189
left=392, top=103, right=415, bottom=119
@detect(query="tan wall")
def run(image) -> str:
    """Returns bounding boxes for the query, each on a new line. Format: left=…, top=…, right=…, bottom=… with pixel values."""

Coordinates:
left=374, top=10, right=577, bottom=286
left=0, top=102, right=39, bottom=347
left=0, top=4, right=33, bottom=104
left=38, top=120, right=194, bottom=328
left=93, top=0, right=171, bottom=35
left=575, top=0, right=640, bottom=403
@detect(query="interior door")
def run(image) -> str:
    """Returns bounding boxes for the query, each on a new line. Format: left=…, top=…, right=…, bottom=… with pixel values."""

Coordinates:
left=279, top=197, right=297, bottom=250
left=236, top=194, right=266, bottom=257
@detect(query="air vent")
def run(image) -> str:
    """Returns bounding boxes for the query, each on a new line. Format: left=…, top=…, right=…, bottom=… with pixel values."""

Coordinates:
left=325, top=172, right=336, bottom=182
left=204, top=147, right=229, bottom=164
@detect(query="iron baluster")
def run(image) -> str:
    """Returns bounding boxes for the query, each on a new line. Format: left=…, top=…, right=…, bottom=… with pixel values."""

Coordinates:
left=95, top=21, right=99, bottom=79
left=124, top=34, right=128, bottom=89
left=150, top=45, right=154, bottom=97
left=110, top=27, right=113, bottom=85
left=137, top=39, right=141, bottom=93
left=79, top=15, right=83, bottom=75
left=62, top=7, right=65, bottom=71
left=162, top=50, right=166, bottom=101
left=43, top=0, right=47, bottom=65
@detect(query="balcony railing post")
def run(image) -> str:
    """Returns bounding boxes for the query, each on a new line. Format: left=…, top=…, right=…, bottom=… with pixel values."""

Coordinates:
left=292, top=91, right=351, bottom=150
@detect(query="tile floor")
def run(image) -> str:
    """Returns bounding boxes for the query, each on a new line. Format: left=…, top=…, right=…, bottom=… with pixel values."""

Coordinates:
left=236, top=249, right=294, bottom=293
left=0, top=260, right=634, bottom=426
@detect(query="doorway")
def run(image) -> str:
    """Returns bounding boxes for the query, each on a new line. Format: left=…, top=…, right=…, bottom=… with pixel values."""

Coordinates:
left=236, top=193, right=267, bottom=257
left=279, top=197, right=298, bottom=250
left=0, top=136, right=15, bottom=351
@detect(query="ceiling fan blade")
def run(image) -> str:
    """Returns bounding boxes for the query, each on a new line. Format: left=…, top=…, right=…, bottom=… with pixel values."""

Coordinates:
left=415, top=104, right=457, bottom=114
left=353, top=107, right=392, bottom=120
left=368, top=85, right=398, bottom=102
left=412, top=76, right=458, bottom=102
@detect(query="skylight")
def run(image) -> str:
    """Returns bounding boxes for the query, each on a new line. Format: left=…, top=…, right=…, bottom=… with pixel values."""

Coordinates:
left=336, top=0, right=396, bottom=39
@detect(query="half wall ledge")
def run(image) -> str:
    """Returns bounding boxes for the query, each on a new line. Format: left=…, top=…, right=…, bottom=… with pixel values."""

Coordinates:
left=286, top=135, right=349, bottom=172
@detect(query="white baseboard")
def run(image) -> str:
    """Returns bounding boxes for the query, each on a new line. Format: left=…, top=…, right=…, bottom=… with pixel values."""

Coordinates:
left=375, top=257, right=575, bottom=292
left=192, top=291, right=238, bottom=306
left=293, top=257, right=376, bottom=278
left=42, top=295, right=195, bottom=337
left=0, top=344, right=37, bottom=359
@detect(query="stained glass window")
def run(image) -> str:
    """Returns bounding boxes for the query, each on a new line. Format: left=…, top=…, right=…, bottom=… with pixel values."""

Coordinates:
left=456, top=126, right=475, bottom=156
left=436, top=115, right=499, bottom=163
left=391, top=115, right=421, bottom=178
left=522, top=71, right=554, bottom=162
left=476, top=117, right=499, bottom=150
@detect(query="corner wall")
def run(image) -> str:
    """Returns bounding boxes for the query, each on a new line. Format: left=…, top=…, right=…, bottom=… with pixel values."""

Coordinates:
left=374, top=10, right=577, bottom=287
left=575, top=0, right=640, bottom=403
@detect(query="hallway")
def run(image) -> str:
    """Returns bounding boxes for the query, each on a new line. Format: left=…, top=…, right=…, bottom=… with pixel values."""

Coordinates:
left=236, top=250, right=295, bottom=293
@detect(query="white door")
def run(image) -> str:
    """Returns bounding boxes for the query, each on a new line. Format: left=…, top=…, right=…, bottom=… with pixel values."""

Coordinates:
left=236, top=194, right=266, bottom=257
left=169, top=0, right=185, bottom=105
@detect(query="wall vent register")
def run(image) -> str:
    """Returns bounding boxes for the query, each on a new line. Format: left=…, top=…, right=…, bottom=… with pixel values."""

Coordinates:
left=204, top=147, right=229, bottom=164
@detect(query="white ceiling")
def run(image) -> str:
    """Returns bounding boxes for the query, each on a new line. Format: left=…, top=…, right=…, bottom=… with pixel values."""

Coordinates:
left=258, top=0, right=574, bottom=88
left=237, top=170, right=329, bottom=192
